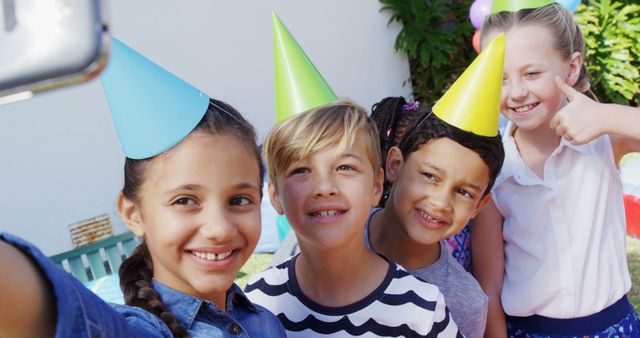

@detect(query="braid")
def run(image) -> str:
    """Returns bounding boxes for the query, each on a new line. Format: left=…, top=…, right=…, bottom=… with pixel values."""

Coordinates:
left=371, top=97, right=426, bottom=207
left=119, top=242, right=190, bottom=338
left=371, top=97, right=406, bottom=168
left=392, top=105, right=427, bottom=146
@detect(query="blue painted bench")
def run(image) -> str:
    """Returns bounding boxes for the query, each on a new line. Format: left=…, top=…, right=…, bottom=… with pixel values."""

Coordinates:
left=50, top=231, right=139, bottom=283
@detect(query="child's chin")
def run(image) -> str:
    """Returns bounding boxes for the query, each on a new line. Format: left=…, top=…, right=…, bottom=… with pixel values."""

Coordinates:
left=407, top=229, right=441, bottom=245
left=193, top=276, right=236, bottom=293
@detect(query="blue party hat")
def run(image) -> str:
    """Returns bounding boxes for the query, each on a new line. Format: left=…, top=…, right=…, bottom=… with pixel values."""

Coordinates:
left=101, top=38, right=209, bottom=159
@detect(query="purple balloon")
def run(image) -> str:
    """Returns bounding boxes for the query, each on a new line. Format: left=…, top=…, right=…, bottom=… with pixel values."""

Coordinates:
left=557, top=0, right=581, bottom=13
left=469, top=0, right=492, bottom=30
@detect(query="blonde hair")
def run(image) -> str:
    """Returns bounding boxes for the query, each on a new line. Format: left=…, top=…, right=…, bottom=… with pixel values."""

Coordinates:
left=481, top=3, right=592, bottom=95
left=263, top=100, right=381, bottom=186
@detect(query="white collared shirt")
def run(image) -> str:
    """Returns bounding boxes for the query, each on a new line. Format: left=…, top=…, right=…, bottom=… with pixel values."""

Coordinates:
left=493, top=121, right=631, bottom=318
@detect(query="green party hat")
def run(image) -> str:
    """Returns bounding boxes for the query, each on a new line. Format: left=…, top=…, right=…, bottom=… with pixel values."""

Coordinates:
left=491, top=0, right=554, bottom=13
left=273, top=13, right=337, bottom=122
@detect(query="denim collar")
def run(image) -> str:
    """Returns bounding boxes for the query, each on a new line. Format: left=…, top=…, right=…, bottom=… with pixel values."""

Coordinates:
left=151, top=280, right=258, bottom=329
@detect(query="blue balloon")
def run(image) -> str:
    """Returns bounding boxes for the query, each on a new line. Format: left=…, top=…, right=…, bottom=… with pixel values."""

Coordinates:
left=557, top=0, right=581, bottom=13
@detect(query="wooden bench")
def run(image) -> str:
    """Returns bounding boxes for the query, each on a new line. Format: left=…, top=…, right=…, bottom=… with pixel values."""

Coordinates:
left=50, top=231, right=139, bottom=283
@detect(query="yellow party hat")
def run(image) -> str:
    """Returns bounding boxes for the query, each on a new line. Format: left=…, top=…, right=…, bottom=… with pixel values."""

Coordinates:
left=432, top=33, right=505, bottom=137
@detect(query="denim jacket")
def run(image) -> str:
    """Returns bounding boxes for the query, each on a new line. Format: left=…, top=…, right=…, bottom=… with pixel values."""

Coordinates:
left=1, top=233, right=286, bottom=338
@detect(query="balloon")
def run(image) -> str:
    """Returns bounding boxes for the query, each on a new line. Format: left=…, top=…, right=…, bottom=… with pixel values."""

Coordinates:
left=472, top=30, right=481, bottom=53
left=557, top=0, right=581, bottom=13
left=469, top=0, right=492, bottom=30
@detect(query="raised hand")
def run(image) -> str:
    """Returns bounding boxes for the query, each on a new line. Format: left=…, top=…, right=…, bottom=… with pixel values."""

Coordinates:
left=549, top=76, right=604, bottom=145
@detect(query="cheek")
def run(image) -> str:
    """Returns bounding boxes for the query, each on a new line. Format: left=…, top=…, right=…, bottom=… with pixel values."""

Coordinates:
left=236, top=210, right=262, bottom=243
left=279, top=183, right=304, bottom=207
left=500, top=90, right=509, bottom=109
left=395, top=179, right=425, bottom=209
left=454, top=200, right=478, bottom=222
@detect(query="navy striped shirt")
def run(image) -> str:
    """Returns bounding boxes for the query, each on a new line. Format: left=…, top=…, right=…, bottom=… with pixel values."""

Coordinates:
left=245, top=255, right=463, bottom=337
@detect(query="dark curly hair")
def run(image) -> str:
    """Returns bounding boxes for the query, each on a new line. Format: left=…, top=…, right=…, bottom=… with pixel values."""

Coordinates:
left=371, top=96, right=505, bottom=207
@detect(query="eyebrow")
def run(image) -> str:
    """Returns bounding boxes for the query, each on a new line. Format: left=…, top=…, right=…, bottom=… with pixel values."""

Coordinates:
left=165, top=184, right=203, bottom=195
left=165, top=182, right=260, bottom=195
left=519, top=63, right=546, bottom=71
left=338, top=152, right=364, bottom=162
left=421, top=162, right=484, bottom=192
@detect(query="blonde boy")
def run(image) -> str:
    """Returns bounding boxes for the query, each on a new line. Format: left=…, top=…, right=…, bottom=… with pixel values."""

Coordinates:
left=245, top=101, right=462, bottom=337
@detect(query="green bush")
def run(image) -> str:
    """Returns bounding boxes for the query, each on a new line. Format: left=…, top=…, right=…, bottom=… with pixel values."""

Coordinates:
left=381, top=0, right=639, bottom=107
left=379, top=0, right=476, bottom=103
left=574, top=0, right=639, bottom=106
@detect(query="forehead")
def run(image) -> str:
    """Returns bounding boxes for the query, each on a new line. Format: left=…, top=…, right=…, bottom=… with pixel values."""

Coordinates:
left=145, top=132, right=259, bottom=188
left=306, top=137, right=371, bottom=163
left=486, top=25, right=563, bottom=67
left=409, top=138, right=489, bottom=183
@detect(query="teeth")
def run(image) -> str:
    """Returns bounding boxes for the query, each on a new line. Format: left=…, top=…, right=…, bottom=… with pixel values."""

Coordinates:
left=420, top=210, right=443, bottom=223
left=514, top=103, right=536, bottom=112
left=193, top=250, right=232, bottom=261
left=313, top=210, right=341, bottom=217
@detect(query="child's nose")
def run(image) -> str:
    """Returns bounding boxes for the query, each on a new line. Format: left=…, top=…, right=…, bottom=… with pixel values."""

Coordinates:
left=199, top=207, right=237, bottom=242
left=429, top=187, right=453, bottom=213
left=508, top=80, right=529, bottom=100
left=312, top=174, right=339, bottom=197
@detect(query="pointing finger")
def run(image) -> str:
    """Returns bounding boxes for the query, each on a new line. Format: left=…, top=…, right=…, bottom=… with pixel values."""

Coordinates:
left=555, top=76, right=578, bottom=102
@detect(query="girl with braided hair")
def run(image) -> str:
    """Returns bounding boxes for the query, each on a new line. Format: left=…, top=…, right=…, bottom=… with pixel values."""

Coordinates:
left=372, top=97, right=477, bottom=273
left=0, top=39, right=285, bottom=338
left=368, top=96, right=504, bottom=338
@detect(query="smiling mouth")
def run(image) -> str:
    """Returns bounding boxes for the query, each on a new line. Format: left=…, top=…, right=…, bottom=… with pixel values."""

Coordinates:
left=191, top=250, right=233, bottom=261
left=512, top=102, right=539, bottom=113
left=419, top=210, right=447, bottom=225
left=310, top=210, right=345, bottom=217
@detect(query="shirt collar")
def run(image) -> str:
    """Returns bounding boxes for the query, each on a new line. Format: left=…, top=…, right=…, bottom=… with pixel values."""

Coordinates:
left=494, top=122, right=520, bottom=186
left=558, top=136, right=590, bottom=154
left=497, top=121, right=590, bottom=186
left=151, top=280, right=258, bottom=329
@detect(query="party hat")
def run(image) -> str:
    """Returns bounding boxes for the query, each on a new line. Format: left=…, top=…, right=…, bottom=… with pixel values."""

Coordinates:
left=432, top=33, right=505, bottom=137
left=491, top=0, right=554, bottom=13
left=101, top=38, right=209, bottom=159
left=273, top=13, right=337, bottom=122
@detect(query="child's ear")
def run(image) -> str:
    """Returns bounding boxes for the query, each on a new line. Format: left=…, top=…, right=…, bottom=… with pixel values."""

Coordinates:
left=268, top=182, right=285, bottom=215
left=472, top=192, right=493, bottom=218
left=565, top=52, right=583, bottom=87
left=385, top=146, right=404, bottom=183
left=117, top=192, right=145, bottom=237
left=371, top=167, right=384, bottom=206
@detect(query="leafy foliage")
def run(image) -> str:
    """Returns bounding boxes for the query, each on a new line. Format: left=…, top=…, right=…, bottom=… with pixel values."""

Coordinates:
left=575, top=0, right=640, bottom=106
left=379, top=0, right=476, bottom=103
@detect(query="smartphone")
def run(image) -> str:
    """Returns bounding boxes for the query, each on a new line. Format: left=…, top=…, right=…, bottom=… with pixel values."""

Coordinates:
left=0, top=0, right=109, bottom=105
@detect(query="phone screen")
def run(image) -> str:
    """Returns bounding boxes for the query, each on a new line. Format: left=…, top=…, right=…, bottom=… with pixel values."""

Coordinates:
left=0, top=0, right=108, bottom=104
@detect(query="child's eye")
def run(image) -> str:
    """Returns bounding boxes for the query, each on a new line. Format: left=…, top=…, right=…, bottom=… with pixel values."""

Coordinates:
left=422, top=172, right=437, bottom=181
left=230, top=196, right=252, bottom=206
left=337, top=164, right=355, bottom=171
left=289, top=167, right=310, bottom=176
left=525, top=71, right=540, bottom=78
left=456, top=188, right=474, bottom=199
left=174, top=197, right=196, bottom=206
